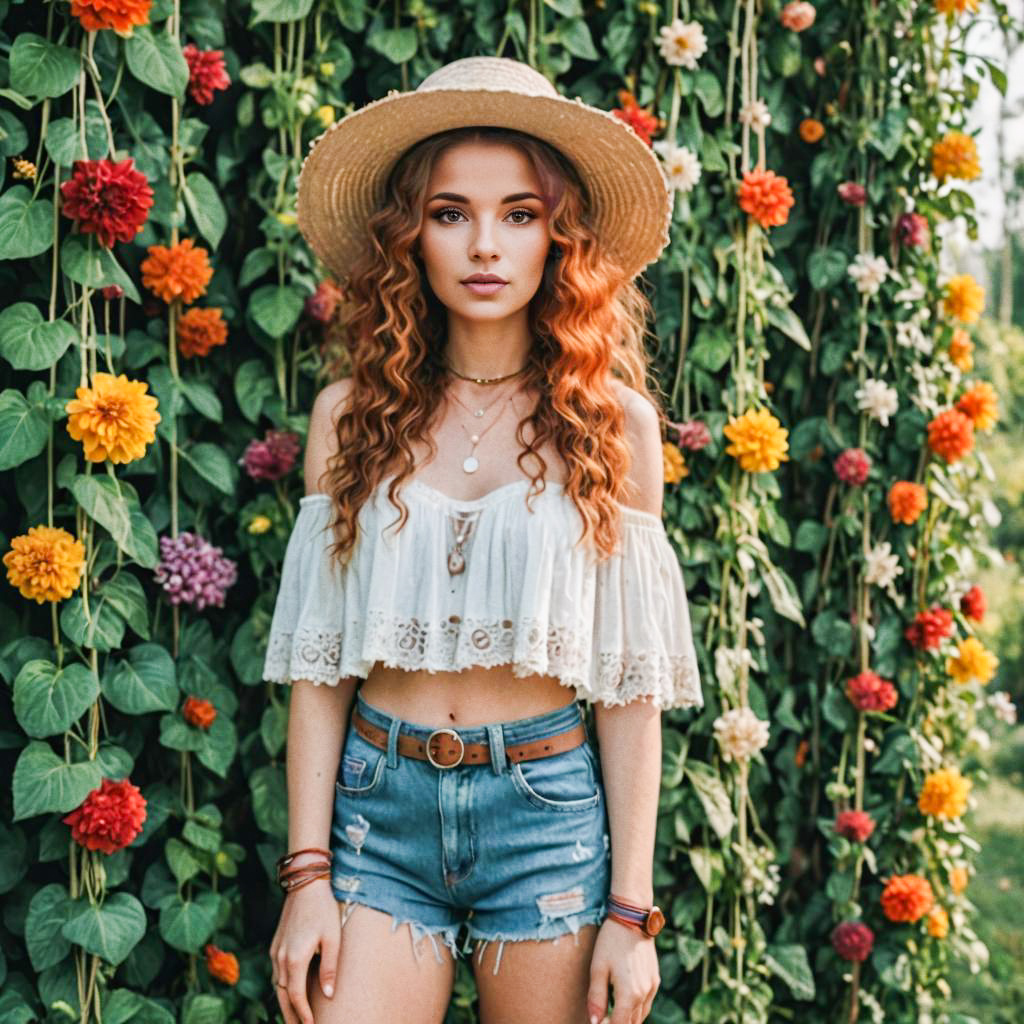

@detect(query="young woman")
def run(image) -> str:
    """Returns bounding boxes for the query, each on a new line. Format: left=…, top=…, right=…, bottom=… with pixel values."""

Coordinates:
left=262, top=56, right=703, bottom=1024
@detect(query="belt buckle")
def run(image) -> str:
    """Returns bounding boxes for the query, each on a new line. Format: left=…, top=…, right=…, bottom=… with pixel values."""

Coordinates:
left=425, top=728, right=465, bottom=769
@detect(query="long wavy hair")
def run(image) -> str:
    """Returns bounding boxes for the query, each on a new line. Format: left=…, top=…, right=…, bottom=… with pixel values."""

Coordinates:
left=319, top=125, right=668, bottom=567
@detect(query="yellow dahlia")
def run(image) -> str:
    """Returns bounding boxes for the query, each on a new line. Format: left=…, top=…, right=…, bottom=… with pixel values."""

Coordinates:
left=956, top=381, right=999, bottom=432
left=141, top=238, right=213, bottom=304
left=948, top=327, right=974, bottom=371
left=931, top=131, right=981, bottom=182
left=3, top=525, right=86, bottom=603
left=947, top=635, right=998, bottom=685
left=943, top=274, right=985, bottom=325
left=918, top=767, right=971, bottom=819
left=663, top=441, right=689, bottom=484
left=66, top=372, right=161, bottom=463
left=724, top=408, right=790, bottom=472
left=926, top=906, right=949, bottom=938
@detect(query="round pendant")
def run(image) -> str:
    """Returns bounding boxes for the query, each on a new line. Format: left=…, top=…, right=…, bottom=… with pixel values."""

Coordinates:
left=474, top=409, right=484, bottom=418
left=447, top=549, right=466, bottom=575
left=462, top=455, right=479, bottom=473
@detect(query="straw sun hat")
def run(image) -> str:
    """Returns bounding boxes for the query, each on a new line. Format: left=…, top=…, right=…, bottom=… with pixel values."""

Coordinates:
left=295, top=55, right=674, bottom=286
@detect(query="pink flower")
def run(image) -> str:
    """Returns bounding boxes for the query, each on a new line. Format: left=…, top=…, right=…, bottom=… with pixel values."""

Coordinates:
left=241, top=429, right=301, bottom=482
left=183, top=43, right=230, bottom=105
left=780, top=1, right=816, bottom=31
left=670, top=419, right=712, bottom=452
left=836, top=809, right=875, bottom=843
left=154, top=532, right=238, bottom=610
left=838, top=182, right=867, bottom=206
left=897, top=212, right=930, bottom=249
left=834, top=447, right=871, bottom=485
left=831, top=921, right=874, bottom=962
left=305, top=280, right=342, bottom=324
left=813, top=56, right=826, bottom=76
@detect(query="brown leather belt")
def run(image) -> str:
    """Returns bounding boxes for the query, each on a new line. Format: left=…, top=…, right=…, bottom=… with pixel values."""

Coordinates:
left=349, top=708, right=586, bottom=769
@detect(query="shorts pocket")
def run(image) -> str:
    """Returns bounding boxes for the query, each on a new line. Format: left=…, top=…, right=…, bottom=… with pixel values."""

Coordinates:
left=336, top=728, right=387, bottom=797
left=509, top=740, right=601, bottom=812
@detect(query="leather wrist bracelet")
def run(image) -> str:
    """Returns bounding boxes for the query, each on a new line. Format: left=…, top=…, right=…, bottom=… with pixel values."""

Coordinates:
left=605, top=893, right=665, bottom=938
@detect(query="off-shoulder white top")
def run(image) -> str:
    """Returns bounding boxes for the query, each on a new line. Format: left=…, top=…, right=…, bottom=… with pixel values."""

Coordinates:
left=261, top=473, right=703, bottom=710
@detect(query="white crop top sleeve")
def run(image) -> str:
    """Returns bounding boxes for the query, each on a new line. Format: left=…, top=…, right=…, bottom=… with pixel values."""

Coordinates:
left=261, top=481, right=704, bottom=711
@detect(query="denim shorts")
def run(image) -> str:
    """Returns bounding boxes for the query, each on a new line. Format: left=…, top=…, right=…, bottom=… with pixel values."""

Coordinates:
left=329, top=691, right=611, bottom=974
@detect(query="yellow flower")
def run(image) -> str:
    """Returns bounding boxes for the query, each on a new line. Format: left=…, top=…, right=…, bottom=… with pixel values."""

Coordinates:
left=663, top=441, right=689, bottom=484
left=931, top=131, right=981, bottom=182
left=935, top=0, right=979, bottom=14
left=942, top=274, right=985, bottom=324
left=319, top=61, right=335, bottom=78
left=955, top=381, right=999, bottom=432
left=314, top=104, right=335, bottom=128
left=947, top=635, right=998, bottom=685
left=12, top=157, right=37, bottom=181
left=724, top=408, right=790, bottom=472
left=275, top=211, right=297, bottom=226
left=918, top=767, right=971, bottom=819
left=948, top=327, right=974, bottom=371
left=3, top=525, right=86, bottom=603
left=949, top=866, right=968, bottom=895
left=248, top=515, right=272, bottom=535
left=65, top=372, right=161, bottom=463
left=926, top=906, right=949, bottom=938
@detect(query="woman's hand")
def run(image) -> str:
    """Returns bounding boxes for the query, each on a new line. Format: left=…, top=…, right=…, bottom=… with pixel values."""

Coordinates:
left=586, top=917, right=661, bottom=1024
left=269, top=877, right=341, bottom=1024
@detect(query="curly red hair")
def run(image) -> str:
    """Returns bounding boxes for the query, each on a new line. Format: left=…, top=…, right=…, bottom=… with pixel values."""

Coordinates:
left=319, top=126, right=668, bottom=566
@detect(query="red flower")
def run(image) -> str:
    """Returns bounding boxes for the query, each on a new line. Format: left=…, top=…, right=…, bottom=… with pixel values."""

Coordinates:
left=831, top=920, right=874, bottom=962
left=183, top=44, right=230, bottom=106
left=960, top=585, right=986, bottom=622
left=835, top=809, right=875, bottom=843
left=845, top=671, right=898, bottom=713
left=611, top=90, right=662, bottom=147
left=905, top=606, right=954, bottom=651
left=60, top=158, right=154, bottom=248
left=897, top=212, right=930, bottom=249
left=305, top=279, right=342, bottom=324
left=834, top=447, right=871, bottom=485
left=63, top=777, right=147, bottom=854
left=241, top=429, right=301, bottom=482
left=837, top=181, right=867, bottom=206
left=183, top=696, right=217, bottom=729
left=927, top=408, right=975, bottom=464
left=204, top=943, right=240, bottom=985
left=737, top=169, right=795, bottom=228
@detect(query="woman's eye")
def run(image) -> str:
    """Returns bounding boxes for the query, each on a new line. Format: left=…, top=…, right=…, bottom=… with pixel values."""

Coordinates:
left=432, top=207, right=536, bottom=224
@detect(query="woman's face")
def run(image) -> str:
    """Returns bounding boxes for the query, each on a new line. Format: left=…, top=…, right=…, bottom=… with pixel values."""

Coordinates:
left=417, top=140, right=552, bottom=323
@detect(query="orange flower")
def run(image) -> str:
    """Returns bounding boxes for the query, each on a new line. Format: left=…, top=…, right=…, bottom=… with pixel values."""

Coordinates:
left=936, top=0, right=979, bottom=12
left=737, top=169, right=795, bottom=228
left=943, top=274, right=985, bottom=324
left=724, top=408, right=790, bottom=472
left=611, top=90, right=662, bottom=147
left=949, top=866, right=968, bottom=895
left=799, top=118, right=825, bottom=143
left=794, top=738, right=809, bottom=767
left=4, top=526, right=86, bottom=603
left=927, top=408, right=974, bottom=464
left=926, top=906, right=949, bottom=938
left=183, top=696, right=217, bottom=729
left=932, top=131, right=981, bottom=182
left=141, top=238, right=213, bottom=304
left=948, top=327, right=974, bottom=371
left=888, top=481, right=927, bottom=525
left=71, top=0, right=152, bottom=35
left=955, top=381, right=998, bottom=432
left=204, top=943, right=239, bottom=985
left=918, top=767, right=971, bottom=819
left=177, top=307, right=228, bottom=358
left=881, top=874, right=934, bottom=923
left=663, top=441, right=689, bottom=484
left=66, top=372, right=161, bottom=463
left=947, top=635, right=998, bottom=685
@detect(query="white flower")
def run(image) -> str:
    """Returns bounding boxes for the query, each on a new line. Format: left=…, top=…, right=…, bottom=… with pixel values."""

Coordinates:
left=848, top=253, right=890, bottom=297
left=967, top=726, right=992, bottom=751
left=895, top=319, right=932, bottom=355
left=894, top=276, right=927, bottom=304
left=988, top=691, right=1018, bottom=725
left=739, top=99, right=772, bottom=129
left=864, top=541, right=904, bottom=589
left=657, top=19, right=708, bottom=69
left=855, top=378, right=899, bottom=426
left=657, top=143, right=702, bottom=194
left=713, top=706, right=770, bottom=763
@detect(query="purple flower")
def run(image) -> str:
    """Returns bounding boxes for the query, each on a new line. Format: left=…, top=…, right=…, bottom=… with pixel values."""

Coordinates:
left=154, top=532, right=238, bottom=610
left=670, top=419, right=712, bottom=451
left=240, top=429, right=301, bottom=482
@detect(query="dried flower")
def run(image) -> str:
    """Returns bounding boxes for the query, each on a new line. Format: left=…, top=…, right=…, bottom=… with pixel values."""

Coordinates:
left=154, top=532, right=238, bottom=610
left=713, top=706, right=770, bottom=762
left=780, top=1, right=816, bottom=31
left=4, top=526, right=86, bottom=603
left=183, top=44, right=230, bottom=105
left=657, top=19, right=708, bottom=69
left=943, top=274, right=985, bottom=324
left=834, top=447, right=871, bottom=485
left=881, top=874, right=934, bottom=923
left=66, top=372, right=161, bottom=463
left=737, top=169, right=795, bottom=228
left=723, top=408, right=790, bottom=472
left=854, top=378, right=898, bottom=426
left=927, top=408, right=974, bottom=463
left=183, top=696, right=217, bottom=729
left=831, top=921, right=874, bottom=961
left=63, top=777, right=147, bottom=853
left=177, top=307, right=228, bottom=358
left=931, top=131, right=981, bottom=182
left=888, top=481, right=927, bottom=525
left=918, top=767, right=971, bottom=819
left=141, top=238, right=213, bottom=304
left=241, top=429, right=302, bottom=482
left=204, top=944, right=240, bottom=985
left=60, top=157, right=154, bottom=248
left=947, top=635, right=998, bottom=685
left=845, top=671, right=898, bottom=713
left=905, top=606, right=954, bottom=651
left=71, top=0, right=152, bottom=35
left=956, top=381, right=999, bottom=432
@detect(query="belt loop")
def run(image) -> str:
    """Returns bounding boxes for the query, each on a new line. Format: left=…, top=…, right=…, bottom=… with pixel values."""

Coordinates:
left=386, top=715, right=402, bottom=769
left=487, top=723, right=506, bottom=775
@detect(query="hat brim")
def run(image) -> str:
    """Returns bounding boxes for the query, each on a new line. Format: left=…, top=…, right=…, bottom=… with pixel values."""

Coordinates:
left=296, top=86, right=674, bottom=285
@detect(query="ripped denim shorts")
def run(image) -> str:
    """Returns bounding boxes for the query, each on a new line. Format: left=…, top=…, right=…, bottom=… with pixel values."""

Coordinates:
left=329, top=690, right=611, bottom=975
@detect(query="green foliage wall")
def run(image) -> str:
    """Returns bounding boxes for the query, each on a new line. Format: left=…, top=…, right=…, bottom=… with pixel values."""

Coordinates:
left=0, top=0, right=1013, bottom=1022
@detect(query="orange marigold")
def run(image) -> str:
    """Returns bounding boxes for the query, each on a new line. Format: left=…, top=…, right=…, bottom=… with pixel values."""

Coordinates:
left=955, top=381, right=999, bottom=432
left=947, top=635, right=999, bottom=685
left=948, top=327, right=974, bottom=371
left=799, top=118, right=825, bottom=143
left=737, top=169, right=795, bottom=228
left=888, top=481, right=927, bottom=525
left=926, top=906, right=950, bottom=938
left=3, top=526, right=86, bottom=603
left=71, top=0, right=152, bottom=35
left=881, top=874, right=934, bottom=923
left=177, top=307, right=228, bottom=358
left=663, top=441, right=689, bottom=484
left=927, top=408, right=974, bottom=464
left=183, top=696, right=217, bottom=729
left=936, top=0, right=980, bottom=12
left=724, top=408, right=791, bottom=472
left=949, top=866, right=968, bottom=895
left=932, top=131, right=981, bottom=182
left=918, top=767, right=972, bottom=819
left=204, top=943, right=239, bottom=985
left=66, top=372, right=161, bottom=463
left=943, top=274, right=985, bottom=324
left=141, top=238, right=213, bottom=304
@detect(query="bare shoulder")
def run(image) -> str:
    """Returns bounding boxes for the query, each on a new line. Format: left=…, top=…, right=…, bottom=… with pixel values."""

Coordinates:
left=607, top=378, right=664, bottom=519
left=304, top=378, right=354, bottom=496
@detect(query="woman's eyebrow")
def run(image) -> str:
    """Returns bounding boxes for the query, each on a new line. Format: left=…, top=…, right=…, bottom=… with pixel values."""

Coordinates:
left=426, top=191, right=544, bottom=204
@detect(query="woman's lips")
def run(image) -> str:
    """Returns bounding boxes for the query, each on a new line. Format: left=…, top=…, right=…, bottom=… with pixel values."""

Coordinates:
left=462, top=281, right=506, bottom=295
